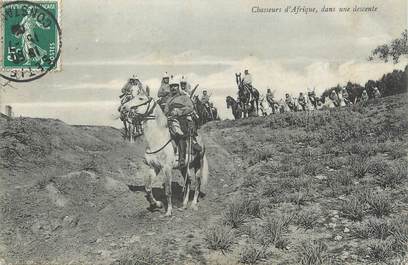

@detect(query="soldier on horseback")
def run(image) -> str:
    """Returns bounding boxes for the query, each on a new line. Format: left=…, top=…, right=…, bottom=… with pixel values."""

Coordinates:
left=242, top=69, right=253, bottom=93
left=157, top=72, right=171, bottom=110
left=266, top=88, right=277, bottom=114
left=298, top=92, right=307, bottom=111
left=285, top=93, right=295, bottom=111
left=164, top=77, right=202, bottom=168
left=180, top=76, right=192, bottom=96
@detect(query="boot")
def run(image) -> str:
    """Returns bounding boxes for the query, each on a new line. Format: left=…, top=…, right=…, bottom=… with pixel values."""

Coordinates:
left=178, top=139, right=187, bottom=168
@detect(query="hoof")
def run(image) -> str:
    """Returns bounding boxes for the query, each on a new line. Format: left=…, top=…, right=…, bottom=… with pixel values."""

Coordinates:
left=164, top=211, right=172, bottom=217
left=190, top=204, right=198, bottom=211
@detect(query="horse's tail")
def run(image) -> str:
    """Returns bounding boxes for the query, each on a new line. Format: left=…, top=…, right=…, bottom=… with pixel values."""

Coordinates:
left=201, top=153, right=209, bottom=186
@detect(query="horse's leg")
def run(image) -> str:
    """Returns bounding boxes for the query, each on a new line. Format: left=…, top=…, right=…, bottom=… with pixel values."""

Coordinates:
left=163, top=166, right=173, bottom=216
left=144, top=168, right=163, bottom=209
left=182, top=167, right=190, bottom=210
left=191, top=168, right=200, bottom=211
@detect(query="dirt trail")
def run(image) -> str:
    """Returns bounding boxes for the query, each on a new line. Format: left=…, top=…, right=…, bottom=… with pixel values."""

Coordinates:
left=0, top=118, right=243, bottom=265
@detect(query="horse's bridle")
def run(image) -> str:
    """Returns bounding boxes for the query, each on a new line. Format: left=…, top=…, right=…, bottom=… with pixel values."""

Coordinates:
left=130, top=97, right=157, bottom=121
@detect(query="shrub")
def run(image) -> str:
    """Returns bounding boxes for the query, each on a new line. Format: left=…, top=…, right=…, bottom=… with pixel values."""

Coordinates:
left=298, top=240, right=331, bottom=265
left=204, top=224, right=234, bottom=251
left=239, top=243, right=268, bottom=264
left=340, top=195, right=366, bottom=221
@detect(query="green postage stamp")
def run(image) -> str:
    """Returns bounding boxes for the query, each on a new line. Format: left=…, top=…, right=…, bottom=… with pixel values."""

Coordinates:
left=0, top=0, right=61, bottom=82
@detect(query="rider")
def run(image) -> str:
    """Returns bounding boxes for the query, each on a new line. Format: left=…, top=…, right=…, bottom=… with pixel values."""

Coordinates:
left=180, top=76, right=191, bottom=96
left=361, top=90, right=369, bottom=102
left=242, top=69, right=253, bottom=93
left=342, top=89, right=351, bottom=105
left=119, top=75, right=144, bottom=105
left=298, top=92, right=307, bottom=111
left=285, top=93, right=295, bottom=111
left=164, top=77, right=201, bottom=168
left=266, top=89, right=276, bottom=114
left=373, top=87, right=381, bottom=99
left=200, top=90, right=213, bottom=119
left=157, top=72, right=171, bottom=110
left=330, top=90, right=340, bottom=107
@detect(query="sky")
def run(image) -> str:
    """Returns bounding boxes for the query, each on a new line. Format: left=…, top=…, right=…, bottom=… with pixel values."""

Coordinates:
left=1, top=0, right=407, bottom=126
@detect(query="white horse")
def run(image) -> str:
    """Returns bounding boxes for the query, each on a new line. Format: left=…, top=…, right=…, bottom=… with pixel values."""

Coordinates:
left=122, top=85, right=209, bottom=216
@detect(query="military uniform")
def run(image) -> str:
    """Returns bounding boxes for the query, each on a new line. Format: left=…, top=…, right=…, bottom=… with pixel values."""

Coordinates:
left=298, top=94, right=306, bottom=111
left=165, top=79, right=200, bottom=168
left=157, top=73, right=171, bottom=110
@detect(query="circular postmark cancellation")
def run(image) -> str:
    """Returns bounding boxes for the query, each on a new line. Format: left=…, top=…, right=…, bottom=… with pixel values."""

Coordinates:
left=0, top=0, right=62, bottom=82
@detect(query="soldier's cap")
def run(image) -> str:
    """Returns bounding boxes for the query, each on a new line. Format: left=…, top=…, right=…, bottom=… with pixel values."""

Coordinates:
left=180, top=76, right=187, bottom=83
left=163, top=72, right=170, bottom=79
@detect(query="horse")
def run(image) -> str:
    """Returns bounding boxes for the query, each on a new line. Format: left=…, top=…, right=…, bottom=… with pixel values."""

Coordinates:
left=235, top=73, right=259, bottom=117
left=226, top=96, right=243, bottom=120
left=193, top=95, right=211, bottom=126
left=122, top=85, right=209, bottom=216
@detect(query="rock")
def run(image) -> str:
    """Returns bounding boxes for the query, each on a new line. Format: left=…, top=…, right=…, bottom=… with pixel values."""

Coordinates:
left=328, top=223, right=336, bottom=229
left=220, top=178, right=224, bottom=182
left=62, top=215, right=78, bottom=228
left=344, top=227, right=350, bottom=233
left=334, top=235, right=343, bottom=241
left=315, top=175, right=327, bottom=180
left=128, top=235, right=140, bottom=243
left=223, top=184, right=228, bottom=188
left=341, top=251, right=350, bottom=260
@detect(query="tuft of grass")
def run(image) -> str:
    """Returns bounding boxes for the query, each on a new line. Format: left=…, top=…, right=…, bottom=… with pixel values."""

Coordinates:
left=389, top=216, right=408, bottom=255
left=349, top=155, right=371, bottom=178
left=375, top=163, right=408, bottom=189
left=116, top=246, right=164, bottom=265
left=204, top=224, right=235, bottom=251
left=239, top=243, right=268, bottom=264
left=353, top=218, right=392, bottom=240
left=365, top=191, right=394, bottom=217
left=298, top=240, right=331, bottom=265
left=366, top=239, right=395, bottom=263
left=295, top=209, right=320, bottom=230
left=304, top=161, right=321, bottom=176
left=254, top=214, right=292, bottom=247
left=340, top=195, right=366, bottom=221
left=222, top=197, right=262, bottom=228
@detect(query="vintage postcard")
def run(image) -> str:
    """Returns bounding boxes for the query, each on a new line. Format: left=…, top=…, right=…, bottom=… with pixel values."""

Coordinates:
left=0, top=0, right=407, bottom=264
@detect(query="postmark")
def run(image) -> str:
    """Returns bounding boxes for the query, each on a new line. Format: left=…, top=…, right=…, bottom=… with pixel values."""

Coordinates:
left=0, top=0, right=61, bottom=82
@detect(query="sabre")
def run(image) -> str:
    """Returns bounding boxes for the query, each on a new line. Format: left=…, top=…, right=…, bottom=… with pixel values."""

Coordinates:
left=189, top=84, right=199, bottom=99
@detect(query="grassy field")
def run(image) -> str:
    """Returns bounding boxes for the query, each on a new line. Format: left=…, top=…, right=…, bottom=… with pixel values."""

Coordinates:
left=0, top=94, right=407, bottom=265
left=200, top=94, right=408, bottom=265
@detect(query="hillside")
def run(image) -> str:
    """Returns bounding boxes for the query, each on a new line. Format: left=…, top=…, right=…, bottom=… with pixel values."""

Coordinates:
left=0, top=95, right=407, bottom=265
